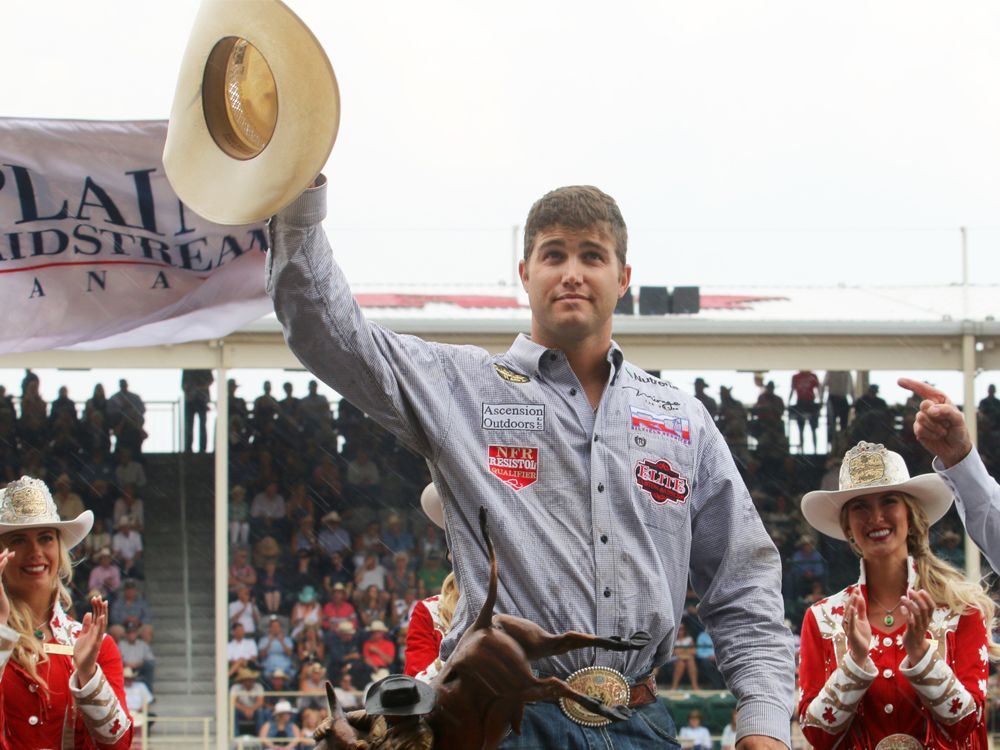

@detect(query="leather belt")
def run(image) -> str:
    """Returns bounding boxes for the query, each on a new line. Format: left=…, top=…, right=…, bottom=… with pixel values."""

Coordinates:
left=627, top=673, right=658, bottom=707
left=553, top=667, right=658, bottom=727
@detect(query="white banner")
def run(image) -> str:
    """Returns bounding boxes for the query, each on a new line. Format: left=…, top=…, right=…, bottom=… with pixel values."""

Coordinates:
left=0, top=117, right=271, bottom=352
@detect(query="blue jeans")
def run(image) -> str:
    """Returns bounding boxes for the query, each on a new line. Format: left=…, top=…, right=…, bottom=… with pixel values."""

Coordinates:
left=499, top=699, right=681, bottom=749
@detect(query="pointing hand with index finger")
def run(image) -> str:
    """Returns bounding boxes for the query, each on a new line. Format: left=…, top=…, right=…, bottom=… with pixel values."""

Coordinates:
left=897, top=378, right=972, bottom=468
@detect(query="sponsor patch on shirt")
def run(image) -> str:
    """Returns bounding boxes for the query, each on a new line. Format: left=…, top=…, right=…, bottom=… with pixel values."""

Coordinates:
left=482, top=403, right=545, bottom=431
left=493, top=363, right=531, bottom=383
left=488, top=445, right=539, bottom=490
left=635, top=459, right=690, bottom=505
left=629, top=406, right=690, bottom=444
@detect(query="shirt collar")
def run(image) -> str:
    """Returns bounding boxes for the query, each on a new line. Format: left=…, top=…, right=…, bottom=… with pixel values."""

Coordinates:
left=506, top=333, right=624, bottom=380
left=50, top=599, right=82, bottom=646
left=858, top=555, right=918, bottom=591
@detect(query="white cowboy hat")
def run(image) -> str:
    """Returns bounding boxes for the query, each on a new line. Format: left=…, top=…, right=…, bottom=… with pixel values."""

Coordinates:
left=163, top=0, right=340, bottom=225
left=801, top=441, right=954, bottom=540
left=420, top=482, right=444, bottom=529
left=0, top=476, right=93, bottom=550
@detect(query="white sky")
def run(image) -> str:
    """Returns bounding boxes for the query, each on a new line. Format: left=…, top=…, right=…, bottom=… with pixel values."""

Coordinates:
left=6, top=1, right=1000, bottom=289
left=3, top=1, right=1000, bottom=441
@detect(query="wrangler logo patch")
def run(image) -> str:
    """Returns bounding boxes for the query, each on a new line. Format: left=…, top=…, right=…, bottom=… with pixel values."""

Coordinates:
left=488, top=445, right=539, bottom=490
left=635, top=459, right=689, bottom=505
left=629, top=406, right=690, bottom=444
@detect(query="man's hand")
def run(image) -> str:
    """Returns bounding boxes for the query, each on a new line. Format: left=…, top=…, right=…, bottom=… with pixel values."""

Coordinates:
left=736, top=737, right=788, bottom=749
left=898, top=378, right=973, bottom=467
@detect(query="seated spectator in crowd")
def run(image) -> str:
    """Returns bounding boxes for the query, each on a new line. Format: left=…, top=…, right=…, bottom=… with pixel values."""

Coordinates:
left=228, top=546, right=258, bottom=597
left=80, top=409, right=112, bottom=456
left=418, top=522, right=445, bottom=561
left=935, top=529, right=966, bottom=569
left=250, top=481, right=287, bottom=541
left=317, top=511, right=351, bottom=557
left=333, top=671, right=363, bottom=711
left=297, top=662, right=328, bottom=712
left=346, top=445, right=381, bottom=501
left=355, top=552, right=387, bottom=593
left=253, top=534, right=282, bottom=571
left=391, top=587, right=419, bottom=630
left=229, top=485, right=250, bottom=546
left=296, top=623, right=327, bottom=668
left=79, top=516, right=112, bottom=580
left=326, top=621, right=364, bottom=686
left=416, top=550, right=448, bottom=596
left=357, top=584, right=389, bottom=630
left=291, top=514, right=320, bottom=559
left=112, top=484, right=145, bottom=532
left=321, top=582, right=358, bottom=633
left=114, top=447, right=147, bottom=489
left=266, top=667, right=291, bottom=696
left=122, top=666, right=154, bottom=715
left=310, top=454, right=344, bottom=509
left=669, top=622, right=699, bottom=690
left=362, top=620, right=395, bottom=672
left=230, top=581, right=262, bottom=635
left=230, top=667, right=265, bottom=735
left=88, top=547, right=122, bottom=598
left=255, top=559, right=284, bottom=616
left=118, top=621, right=156, bottom=688
left=112, top=514, right=144, bottom=579
left=110, top=578, right=154, bottom=642
left=81, top=467, right=116, bottom=519
left=721, top=710, right=739, bottom=750
left=228, top=623, right=260, bottom=679
left=258, top=699, right=302, bottom=749
left=258, top=615, right=295, bottom=681
left=290, top=585, right=322, bottom=639
left=679, top=710, right=713, bottom=750
left=694, top=628, right=724, bottom=689
left=382, top=513, right=414, bottom=559
left=286, top=549, right=322, bottom=599
left=321, top=550, right=354, bottom=598
left=385, top=552, right=415, bottom=598
left=284, top=481, right=312, bottom=525
left=52, top=473, right=85, bottom=520
left=786, top=534, right=826, bottom=598
left=299, top=707, right=325, bottom=740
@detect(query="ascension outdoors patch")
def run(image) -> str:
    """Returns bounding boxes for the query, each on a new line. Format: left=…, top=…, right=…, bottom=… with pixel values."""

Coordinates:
left=634, top=459, right=689, bottom=504
left=487, top=445, right=539, bottom=490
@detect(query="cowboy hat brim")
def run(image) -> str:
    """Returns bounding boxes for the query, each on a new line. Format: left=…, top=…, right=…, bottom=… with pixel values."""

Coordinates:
left=163, top=0, right=340, bottom=225
left=801, top=474, right=953, bottom=540
left=0, top=509, right=94, bottom=551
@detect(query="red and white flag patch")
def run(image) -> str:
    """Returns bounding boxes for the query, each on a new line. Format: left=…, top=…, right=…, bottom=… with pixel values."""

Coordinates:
left=488, top=445, right=539, bottom=490
left=634, top=459, right=690, bottom=505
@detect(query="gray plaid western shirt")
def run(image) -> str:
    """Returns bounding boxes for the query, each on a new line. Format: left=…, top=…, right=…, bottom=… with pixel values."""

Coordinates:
left=266, top=181, right=795, bottom=745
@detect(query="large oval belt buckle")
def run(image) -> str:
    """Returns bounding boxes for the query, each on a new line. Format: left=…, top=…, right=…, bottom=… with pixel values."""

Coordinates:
left=875, top=734, right=922, bottom=750
left=559, top=666, right=630, bottom=727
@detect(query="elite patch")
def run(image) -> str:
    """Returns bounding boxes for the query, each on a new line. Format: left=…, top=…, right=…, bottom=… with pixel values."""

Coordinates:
left=629, top=406, right=690, bottom=444
left=488, top=445, right=539, bottom=490
left=635, top=459, right=690, bottom=505
left=482, top=403, right=545, bottom=431
left=493, top=363, right=530, bottom=383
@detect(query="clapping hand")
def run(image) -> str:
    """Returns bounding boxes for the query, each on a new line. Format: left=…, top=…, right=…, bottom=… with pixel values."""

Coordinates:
left=843, top=591, right=873, bottom=666
left=74, top=596, right=108, bottom=686
left=0, top=549, right=13, bottom=627
left=899, top=588, right=933, bottom=665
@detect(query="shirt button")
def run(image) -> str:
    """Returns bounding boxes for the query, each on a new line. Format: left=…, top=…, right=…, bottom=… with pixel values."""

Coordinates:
left=549, top=353, right=558, bottom=361
left=597, top=483, right=605, bottom=492
left=570, top=388, right=577, bottom=396
left=28, top=716, right=39, bottom=725
left=28, top=684, right=37, bottom=693
left=884, top=704, right=894, bottom=714
left=604, top=588, right=611, bottom=598
left=600, top=535, right=608, bottom=544
left=882, top=637, right=893, bottom=647
left=593, top=434, right=599, bottom=442
left=882, top=669, right=893, bottom=679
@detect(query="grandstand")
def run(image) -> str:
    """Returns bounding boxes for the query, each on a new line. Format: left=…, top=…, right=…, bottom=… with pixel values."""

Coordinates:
left=2, top=281, right=999, bottom=749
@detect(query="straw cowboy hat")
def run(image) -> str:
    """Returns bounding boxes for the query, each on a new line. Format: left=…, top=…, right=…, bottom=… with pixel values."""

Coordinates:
left=163, top=0, right=340, bottom=225
left=801, top=441, right=954, bottom=540
left=0, top=476, right=93, bottom=549
left=420, top=483, right=444, bottom=529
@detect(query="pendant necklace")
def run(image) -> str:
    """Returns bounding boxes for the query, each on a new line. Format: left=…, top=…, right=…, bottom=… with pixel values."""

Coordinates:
left=33, top=622, right=46, bottom=640
left=872, top=593, right=903, bottom=627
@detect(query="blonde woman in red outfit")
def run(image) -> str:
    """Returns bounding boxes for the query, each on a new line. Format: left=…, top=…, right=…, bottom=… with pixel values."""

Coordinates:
left=798, top=442, right=997, bottom=749
left=0, top=476, right=132, bottom=749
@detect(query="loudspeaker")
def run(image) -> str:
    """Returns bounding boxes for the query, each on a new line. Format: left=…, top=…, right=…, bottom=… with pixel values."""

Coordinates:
left=638, top=286, right=670, bottom=316
left=614, top=287, right=634, bottom=315
left=671, top=286, right=701, bottom=314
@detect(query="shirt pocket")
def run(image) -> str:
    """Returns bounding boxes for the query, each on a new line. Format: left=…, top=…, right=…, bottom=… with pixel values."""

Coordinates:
left=627, top=433, right=694, bottom=534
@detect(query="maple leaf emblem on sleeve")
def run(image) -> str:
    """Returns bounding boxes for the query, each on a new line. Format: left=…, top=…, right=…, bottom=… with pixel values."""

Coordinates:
left=950, top=698, right=963, bottom=715
left=823, top=707, right=836, bottom=724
